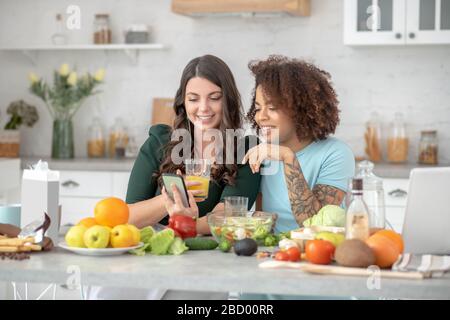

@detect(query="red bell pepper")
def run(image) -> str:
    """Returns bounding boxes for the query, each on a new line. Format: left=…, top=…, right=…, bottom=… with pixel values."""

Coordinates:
left=168, top=215, right=197, bottom=239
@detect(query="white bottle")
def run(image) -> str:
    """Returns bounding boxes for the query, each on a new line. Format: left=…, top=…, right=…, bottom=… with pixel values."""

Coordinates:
left=345, top=178, right=370, bottom=241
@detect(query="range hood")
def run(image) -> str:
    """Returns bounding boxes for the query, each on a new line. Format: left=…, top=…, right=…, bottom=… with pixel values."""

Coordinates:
left=171, top=0, right=310, bottom=17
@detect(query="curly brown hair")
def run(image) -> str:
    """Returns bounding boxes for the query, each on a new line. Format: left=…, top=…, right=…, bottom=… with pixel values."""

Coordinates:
left=246, top=55, right=340, bottom=141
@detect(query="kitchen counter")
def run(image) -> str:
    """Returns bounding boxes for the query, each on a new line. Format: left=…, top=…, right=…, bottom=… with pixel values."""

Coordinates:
left=20, top=157, right=136, bottom=172
left=372, top=162, right=450, bottom=179
left=0, top=247, right=449, bottom=299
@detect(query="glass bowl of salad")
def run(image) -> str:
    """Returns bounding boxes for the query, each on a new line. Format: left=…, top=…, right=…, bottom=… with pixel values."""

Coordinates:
left=207, top=210, right=276, bottom=244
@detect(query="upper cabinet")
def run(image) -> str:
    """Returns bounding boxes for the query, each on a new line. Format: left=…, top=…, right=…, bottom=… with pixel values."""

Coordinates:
left=344, top=0, right=450, bottom=45
left=171, top=0, right=310, bottom=17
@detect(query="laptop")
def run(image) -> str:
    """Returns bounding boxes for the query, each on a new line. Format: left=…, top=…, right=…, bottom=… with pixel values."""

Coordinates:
left=402, top=167, right=450, bottom=254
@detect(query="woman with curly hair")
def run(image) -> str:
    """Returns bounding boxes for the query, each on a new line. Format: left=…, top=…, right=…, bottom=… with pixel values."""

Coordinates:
left=243, top=55, right=355, bottom=233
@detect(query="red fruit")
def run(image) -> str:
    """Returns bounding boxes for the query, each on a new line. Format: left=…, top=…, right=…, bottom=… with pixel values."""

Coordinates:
left=285, top=246, right=301, bottom=262
left=305, top=240, right=335, bottom=265
left=274, top=251, right=290, bottom=261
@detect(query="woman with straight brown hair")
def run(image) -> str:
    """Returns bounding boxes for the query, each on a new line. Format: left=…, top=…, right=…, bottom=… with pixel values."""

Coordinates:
left=126, top=54, right=260, bottom=234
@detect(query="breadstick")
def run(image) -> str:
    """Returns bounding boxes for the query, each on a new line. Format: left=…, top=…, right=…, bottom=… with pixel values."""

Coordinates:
left=20, top=244, right=42, bottom=251
left=0, top=237, right=35, bottom=247
left=0, top=246, right=20, bottom=253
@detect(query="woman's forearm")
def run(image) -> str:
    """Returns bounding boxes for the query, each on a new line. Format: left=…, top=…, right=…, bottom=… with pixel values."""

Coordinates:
left=282, top=154, right=345, bottom=226
left=128, top=195, right=168, bottom=228
left=196, top=202, right=224, bottom=235
left=282, top=154, right=322, bottom=226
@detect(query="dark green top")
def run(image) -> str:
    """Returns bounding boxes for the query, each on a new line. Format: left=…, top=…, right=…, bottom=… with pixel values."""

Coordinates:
left=126, top=124, right=261, bottom=225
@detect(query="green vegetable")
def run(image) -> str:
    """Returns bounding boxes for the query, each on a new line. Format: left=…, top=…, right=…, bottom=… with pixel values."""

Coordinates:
left=219, top=239, right=232, bottom=252
left=168, top=237, right=189, bottom=255
left=150, top=228, right=175, bottom=255
left=129, top=243, right=151, bottom=256
left=278, top=231, right=291, bottom=240
left=264, top=234, right=278, bottom=247
left=185, top=237, right=218, bottom=250
left=140, top=226, right=155, bottom=243
left=303, top=205, right=346, bottom=227
left=252, top=225, right=269, bottom=240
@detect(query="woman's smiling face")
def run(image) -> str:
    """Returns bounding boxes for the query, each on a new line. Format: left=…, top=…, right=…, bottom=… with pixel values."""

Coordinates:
left=185, top=77, right=223, bottom=131
left=254, top=85, right=298, bottom=145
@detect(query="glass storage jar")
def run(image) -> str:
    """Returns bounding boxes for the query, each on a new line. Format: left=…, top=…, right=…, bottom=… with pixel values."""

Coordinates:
left=87, top=117, right=105, bottom=158
left=364, top=112, right=382, bottom=162
left=93, top=14, right=112, bottom=44
left=418, top=130, right=438, bottom=165
left=387, top=112, right=409, bottom=163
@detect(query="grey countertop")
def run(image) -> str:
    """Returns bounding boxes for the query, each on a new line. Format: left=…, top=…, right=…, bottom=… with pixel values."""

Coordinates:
left=20, top=157, right=136, bottom=172
left=372, top=162, right=450, bottom=179
left=0, top=247, right=449, bottom=299
left=19, top=157, right=449, bottom=178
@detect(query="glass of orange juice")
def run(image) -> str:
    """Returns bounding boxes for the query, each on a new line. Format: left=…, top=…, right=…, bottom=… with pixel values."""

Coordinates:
left=184, top=159, right=211, bottom=202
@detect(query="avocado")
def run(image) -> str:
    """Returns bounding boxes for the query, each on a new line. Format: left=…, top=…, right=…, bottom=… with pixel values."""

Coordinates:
left=335, top=239, right=376, bottom=268
left=233, top=238, right=258, bottom=256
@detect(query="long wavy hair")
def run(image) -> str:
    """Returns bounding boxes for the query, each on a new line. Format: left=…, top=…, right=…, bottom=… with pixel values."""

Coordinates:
left=155, top=55, right=243, bottom=186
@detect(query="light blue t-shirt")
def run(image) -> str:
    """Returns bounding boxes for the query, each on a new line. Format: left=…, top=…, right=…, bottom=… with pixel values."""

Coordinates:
left=261, top=137, right=355, bottom=233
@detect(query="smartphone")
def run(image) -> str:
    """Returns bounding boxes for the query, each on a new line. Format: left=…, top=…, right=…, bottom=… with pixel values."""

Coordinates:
left=161, top=173, right=190, bottom=208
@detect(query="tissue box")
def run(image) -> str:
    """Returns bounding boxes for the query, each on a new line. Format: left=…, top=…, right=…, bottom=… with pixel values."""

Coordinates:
left=20, top=162, right=60, bottom=242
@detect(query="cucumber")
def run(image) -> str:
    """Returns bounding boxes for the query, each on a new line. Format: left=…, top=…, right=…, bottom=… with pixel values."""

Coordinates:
left=184, top=237, right=218, bottom=250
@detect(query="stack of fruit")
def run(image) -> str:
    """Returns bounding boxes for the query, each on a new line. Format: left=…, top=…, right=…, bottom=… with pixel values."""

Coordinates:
left=65, top=197, right=141, bottom=249
left=273, top=229, right=404, bottom=269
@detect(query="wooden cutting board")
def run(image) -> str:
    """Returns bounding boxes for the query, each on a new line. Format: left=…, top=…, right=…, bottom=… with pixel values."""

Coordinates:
left=259, top=260, right=426, bottom=280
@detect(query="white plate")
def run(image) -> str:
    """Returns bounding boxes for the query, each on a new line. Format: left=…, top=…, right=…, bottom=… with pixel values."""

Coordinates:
left=58, top=242, right=144, bottom=256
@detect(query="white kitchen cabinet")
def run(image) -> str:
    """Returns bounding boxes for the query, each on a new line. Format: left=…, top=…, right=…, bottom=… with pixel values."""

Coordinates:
left=382, top=177, right=409, bottom=233
left=406, top=0, right=450, bottom=44
left=344, top=0, right=450, bottom=45
left=59, top=170, right=131, bottom=226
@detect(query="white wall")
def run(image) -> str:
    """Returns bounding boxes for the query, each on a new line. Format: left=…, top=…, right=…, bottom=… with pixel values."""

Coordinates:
left=0, top=0, right=449, bottom=163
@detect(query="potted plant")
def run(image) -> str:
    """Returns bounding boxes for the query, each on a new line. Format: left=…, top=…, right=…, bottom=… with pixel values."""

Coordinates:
left=28, top=64, right=105, bottom=159
left=0, top=100, right=39, bottom=158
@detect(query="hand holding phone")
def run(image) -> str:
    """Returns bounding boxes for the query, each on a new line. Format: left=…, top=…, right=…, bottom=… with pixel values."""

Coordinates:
left=162, top=173, right=190, bottom=208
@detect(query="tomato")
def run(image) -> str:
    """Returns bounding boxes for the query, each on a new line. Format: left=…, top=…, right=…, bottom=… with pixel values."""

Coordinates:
left=274, top=251, right=290, bottom=261
left=285, top=246, right=301, bottom=262
left=305, top=240, right=335, bottom=265
left=168, top=215, right=197, bottom=239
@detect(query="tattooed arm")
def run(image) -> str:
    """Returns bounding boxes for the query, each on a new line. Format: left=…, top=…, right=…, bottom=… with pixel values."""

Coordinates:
left=283, top=153, right=346, bottom=226
left=243, top=143, right=346, bottom=227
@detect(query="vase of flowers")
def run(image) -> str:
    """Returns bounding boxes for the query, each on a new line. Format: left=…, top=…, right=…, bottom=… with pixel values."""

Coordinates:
left=29, top=64, right=105, bottom=159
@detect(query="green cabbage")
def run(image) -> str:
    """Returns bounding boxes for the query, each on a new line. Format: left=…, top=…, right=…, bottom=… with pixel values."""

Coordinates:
left=140, top=226, right=155, bottom=243
left=303, top=205, right=346, bottom=227
left=168, top=237, right=189, bottom=255
left=150, top=228, right=175, bottom=255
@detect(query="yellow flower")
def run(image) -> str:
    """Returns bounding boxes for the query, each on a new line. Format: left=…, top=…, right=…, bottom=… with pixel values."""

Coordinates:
left=28, top=72, right=39, bottom=84
left=59, top=63, right=70, bottom=76
left=67, top=72, right=77, bottom=86
left=93, top=68, right=105, bottom=82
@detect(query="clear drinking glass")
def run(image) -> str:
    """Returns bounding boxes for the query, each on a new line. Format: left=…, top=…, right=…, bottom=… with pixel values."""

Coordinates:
left=224, top=196, right=249, bottom=216
left=184, top=159, right=211, bottom=201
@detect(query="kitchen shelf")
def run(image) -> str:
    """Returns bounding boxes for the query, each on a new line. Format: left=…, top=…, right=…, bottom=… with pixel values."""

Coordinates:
left=172, top=0, right=310, bottom=17
left=0, top=44, right=168, bottom=65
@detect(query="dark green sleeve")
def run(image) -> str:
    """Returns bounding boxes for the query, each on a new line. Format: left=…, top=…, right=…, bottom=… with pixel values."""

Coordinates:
left=220, top=135, right=261, bottom=209
left=126, top=124, right=171, bottom=204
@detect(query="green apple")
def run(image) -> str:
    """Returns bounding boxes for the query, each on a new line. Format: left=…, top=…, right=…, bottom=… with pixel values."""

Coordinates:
left=315, top=231, right=345, bottom=248
left=65, top=225, right=88, bottom=248
left=83, top=225, right=110, bottom=249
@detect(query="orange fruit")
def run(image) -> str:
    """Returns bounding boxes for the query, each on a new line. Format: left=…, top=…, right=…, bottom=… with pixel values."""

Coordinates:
left=94, top=197, right=129, bottom=228
left=374, top=229, right=404, bottom=253
left=77, top=217, right=97, bottom=228
left=366, top=234, right=400, bottom=268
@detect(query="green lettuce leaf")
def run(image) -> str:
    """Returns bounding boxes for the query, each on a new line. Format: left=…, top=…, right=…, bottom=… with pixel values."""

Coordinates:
left=150, top=228, right=175, bottom=255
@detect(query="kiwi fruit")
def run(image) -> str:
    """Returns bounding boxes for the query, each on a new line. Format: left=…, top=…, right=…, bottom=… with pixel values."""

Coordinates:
left=335, top=239, right=376, bottom=268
